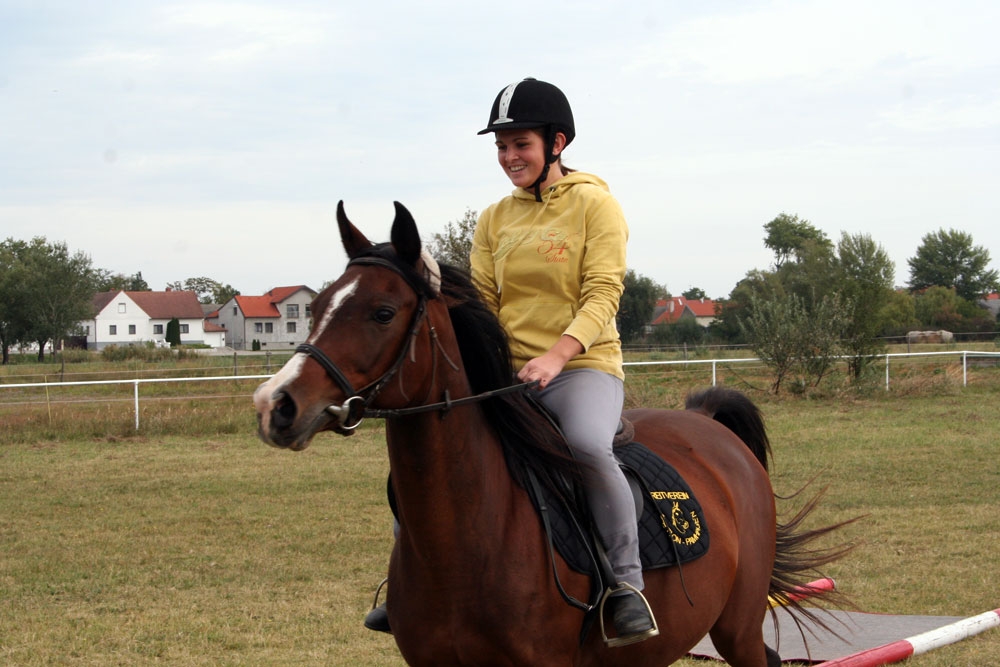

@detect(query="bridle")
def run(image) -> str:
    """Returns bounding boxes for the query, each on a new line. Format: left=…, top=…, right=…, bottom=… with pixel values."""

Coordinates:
left=295, top=253, right=532, bottom=431
left=295, top=254, right=431, bottom=431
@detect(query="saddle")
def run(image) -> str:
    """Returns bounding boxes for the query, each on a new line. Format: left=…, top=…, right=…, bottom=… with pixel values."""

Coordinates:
left=525, top=418, right=710, bottom=578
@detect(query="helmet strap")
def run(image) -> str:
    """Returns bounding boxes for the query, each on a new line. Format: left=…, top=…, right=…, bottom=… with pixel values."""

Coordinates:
left=530, top=126, right=559, bottom=202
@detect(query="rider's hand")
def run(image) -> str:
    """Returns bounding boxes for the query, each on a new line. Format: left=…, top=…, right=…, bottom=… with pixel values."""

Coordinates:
left=517, top=335, right=584, bottom=389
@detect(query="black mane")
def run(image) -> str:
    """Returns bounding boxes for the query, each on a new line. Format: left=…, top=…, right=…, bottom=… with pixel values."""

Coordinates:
left=435, top=263, right=581, bottom=490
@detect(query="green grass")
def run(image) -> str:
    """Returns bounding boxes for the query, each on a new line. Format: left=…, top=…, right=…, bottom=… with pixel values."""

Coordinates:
left=1, top=360, right=999, bottom=665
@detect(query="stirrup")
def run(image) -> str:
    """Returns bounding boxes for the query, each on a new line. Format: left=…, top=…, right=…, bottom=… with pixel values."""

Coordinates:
left=598, top=583, right=660, bottom=648
left=363, top=577, right=392, bottom=633
left=369, top=576, right=388, bottom=611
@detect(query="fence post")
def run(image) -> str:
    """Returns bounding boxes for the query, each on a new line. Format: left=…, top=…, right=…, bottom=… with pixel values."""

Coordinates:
left=233, top=352, right=238, bottom=376
left=712, top=360, right=717, bottom=386
left=963, top=351, right=968, bottom=387
left=885, top=354, right=890, bottom=391
left=134, top=380, right=140, bottom=430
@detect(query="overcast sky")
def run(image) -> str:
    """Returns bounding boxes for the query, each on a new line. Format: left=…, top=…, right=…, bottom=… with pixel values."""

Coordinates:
left=2, top=0, right=997, bottom=300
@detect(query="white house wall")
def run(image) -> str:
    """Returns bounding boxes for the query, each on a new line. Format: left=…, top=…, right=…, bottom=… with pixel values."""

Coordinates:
left=88, top=293, right=148, bottom=350
left=86, top=294, right=218, bottom=350
left=213, top=289, right=315, bottom=350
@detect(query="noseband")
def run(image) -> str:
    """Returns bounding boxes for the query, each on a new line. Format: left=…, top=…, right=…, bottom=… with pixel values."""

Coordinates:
left=295, top=254, right=431, bottom=431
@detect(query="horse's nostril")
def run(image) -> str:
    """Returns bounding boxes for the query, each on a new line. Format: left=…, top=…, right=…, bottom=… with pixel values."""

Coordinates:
left=273, top=393, right=297, bottom=428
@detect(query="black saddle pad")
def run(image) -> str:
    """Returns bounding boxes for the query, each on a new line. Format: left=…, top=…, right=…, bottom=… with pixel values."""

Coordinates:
left=532, top=440, right=710, bottom=575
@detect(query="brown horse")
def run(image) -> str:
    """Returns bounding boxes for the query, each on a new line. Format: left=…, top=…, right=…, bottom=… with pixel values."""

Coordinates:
left=254, top=201, right=847, bottom=666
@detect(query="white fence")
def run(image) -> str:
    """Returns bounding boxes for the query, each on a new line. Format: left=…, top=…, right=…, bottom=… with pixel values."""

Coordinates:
left=2, top=351, right=998, bottom=431
left=624, top=349, right=1000, bottom=391
left=0, top=374, right=271, bottom=431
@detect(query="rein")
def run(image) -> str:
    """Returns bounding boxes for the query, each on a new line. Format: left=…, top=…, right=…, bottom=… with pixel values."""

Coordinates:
left=363, top=381, right=537, bottom=419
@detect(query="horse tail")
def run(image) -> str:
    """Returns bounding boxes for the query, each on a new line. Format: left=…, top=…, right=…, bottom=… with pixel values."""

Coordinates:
left=685, top=387, right=771, bottom=472
left=686, top=387, right=858, bottom=637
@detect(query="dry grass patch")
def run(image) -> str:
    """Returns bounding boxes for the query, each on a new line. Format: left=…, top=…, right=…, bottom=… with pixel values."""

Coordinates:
left=0, top=426, right=403, bottom=666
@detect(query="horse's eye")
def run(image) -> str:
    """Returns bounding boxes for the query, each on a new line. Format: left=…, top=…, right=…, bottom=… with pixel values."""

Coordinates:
left=373, top=307, right=395, bottom=324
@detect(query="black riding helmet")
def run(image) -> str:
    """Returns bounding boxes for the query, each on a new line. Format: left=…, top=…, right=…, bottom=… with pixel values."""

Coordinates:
left=478, top=78, right=576, bottom=201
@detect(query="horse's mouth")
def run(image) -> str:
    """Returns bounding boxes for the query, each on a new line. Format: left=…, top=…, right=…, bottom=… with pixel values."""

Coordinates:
left=257, top=405, right=354, bottom=450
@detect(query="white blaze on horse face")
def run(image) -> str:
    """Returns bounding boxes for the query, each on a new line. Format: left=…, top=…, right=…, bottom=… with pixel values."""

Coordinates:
left=265, top=353, right=308, bottom=397
left=257, top=277, right=360, bottom=410
left=310, top=276, right=359, bottom=343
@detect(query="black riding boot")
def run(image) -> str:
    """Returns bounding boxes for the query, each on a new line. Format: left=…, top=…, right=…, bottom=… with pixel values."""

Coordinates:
left=363, top=602, right=391, bottom=633
left=606, top=589, right=658, bottom=647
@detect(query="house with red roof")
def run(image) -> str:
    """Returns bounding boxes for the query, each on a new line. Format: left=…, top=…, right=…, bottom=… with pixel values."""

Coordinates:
left=212, top=285, right=317, bottom=350
left=649, top=296, right=720, bottom=328
left=84, top=290, right=224, bottom=350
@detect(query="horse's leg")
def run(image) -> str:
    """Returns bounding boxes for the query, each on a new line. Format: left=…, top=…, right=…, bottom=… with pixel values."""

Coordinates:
left=708, top=623, right=771, bottom=667
left=705, top=539, right=775, bottom=667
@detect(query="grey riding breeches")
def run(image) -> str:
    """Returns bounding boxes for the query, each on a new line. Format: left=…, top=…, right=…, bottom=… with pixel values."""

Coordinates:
left=535, top=368, right=643, bottom=591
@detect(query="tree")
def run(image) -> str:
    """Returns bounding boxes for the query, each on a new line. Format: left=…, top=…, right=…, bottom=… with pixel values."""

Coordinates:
left=681, top=286, right=707, bottom=300
left=165, top=318, right=181, bottom=347
left=712, top=269, right=784, bottom=345
left=618, top=270, right=667, bottom=344
left=648, top=318, right=704, bottom=346
left=168, top=277, right=240, bottom=304
left=0, top=241, right=30, bottom=364
left=907, top=228, right=999, bottom=301
left=763, top=213, right=832, bottom=270
left=1, top=238, right=96, bottom=361
left=879, top=289, right=919, bottom=338
left=912, top=286, right=994, bottom=333
left=94, top=270, right=150, bottom=292
left=780, top=237, right=837, bottom=308
left=427, top=208, right=478, bottom=272
left=740, top=293, right=805, bottom=394
left=754, top=224, right=896, bottom=384
left=740, top=291, right=847, bottom=394
left=833, top=232, right=895, bottom=379
left=211, top=282, right=240, bottom=305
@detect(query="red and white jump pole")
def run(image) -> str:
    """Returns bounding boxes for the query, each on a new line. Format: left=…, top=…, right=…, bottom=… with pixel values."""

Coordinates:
left=817, top=608, right=1000, bottom=666
left=768, top=577, right=836, bottom=608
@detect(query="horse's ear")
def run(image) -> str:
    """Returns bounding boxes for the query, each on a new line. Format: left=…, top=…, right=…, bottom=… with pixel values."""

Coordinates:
left=390, top=201, right=422, bottom=267
left=337, top=201, right=373, bottom=259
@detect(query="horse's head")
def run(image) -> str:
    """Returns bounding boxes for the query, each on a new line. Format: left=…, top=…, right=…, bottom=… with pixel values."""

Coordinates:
left=253, top=200, right=447, bottom=450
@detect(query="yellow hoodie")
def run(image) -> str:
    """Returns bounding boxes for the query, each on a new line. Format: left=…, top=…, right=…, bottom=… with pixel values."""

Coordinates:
left=471, top=171, right=627, bottom=380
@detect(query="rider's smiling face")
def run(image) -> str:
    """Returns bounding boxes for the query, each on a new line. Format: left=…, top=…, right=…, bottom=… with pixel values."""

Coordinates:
left=494, top=128, right=565, bottom=191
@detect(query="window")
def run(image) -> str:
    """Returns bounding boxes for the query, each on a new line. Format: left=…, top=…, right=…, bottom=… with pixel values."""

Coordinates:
left=128, top=325, right=136, bottom=335
left=109, top=325, right=117, bottom=335
left=287, top=304, right=299, bottom=318
left=118, top=303, right=126, bottom=313
left=305, top=304, right=312, bottom=317
left=180, top=324, right=189, bottom=334
left=264, top=323, right=273, bottom=333
left=153, top=324, right=163, bottom=334
left=254, top=322, right=263, bottom=333
left=286, top=321, right=296, bottom=334
left=233, top=306, right=238, bottom=316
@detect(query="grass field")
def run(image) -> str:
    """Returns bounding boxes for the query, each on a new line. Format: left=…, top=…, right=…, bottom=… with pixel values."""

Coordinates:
left=1, top=360, right=999, bottom=665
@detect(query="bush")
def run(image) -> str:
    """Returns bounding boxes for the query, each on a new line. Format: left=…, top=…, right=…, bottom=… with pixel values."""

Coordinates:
left=100, top=344, right=176, bottom=362
left=56, top=349, right=94, bottom=364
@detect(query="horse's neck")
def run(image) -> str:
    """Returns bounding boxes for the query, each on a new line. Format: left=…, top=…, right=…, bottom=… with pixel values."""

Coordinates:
left=385, top=408, right=521, bottom=561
